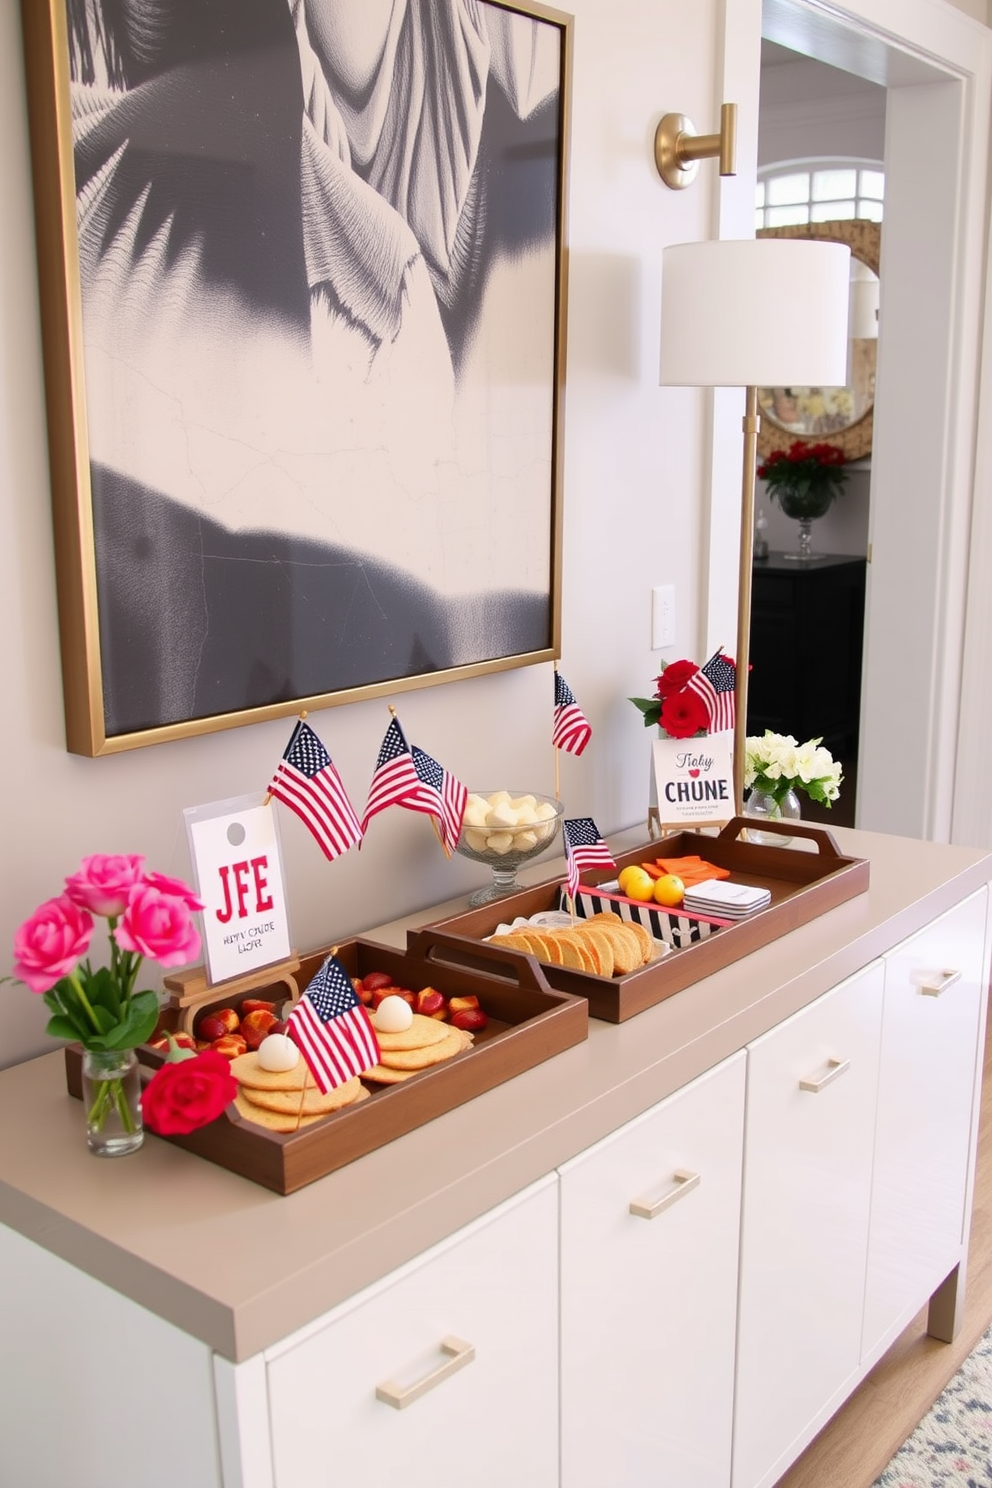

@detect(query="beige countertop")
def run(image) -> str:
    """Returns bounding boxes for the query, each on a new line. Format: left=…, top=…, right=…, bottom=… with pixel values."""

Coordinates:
left=1, top=824, right=990, bottom=1362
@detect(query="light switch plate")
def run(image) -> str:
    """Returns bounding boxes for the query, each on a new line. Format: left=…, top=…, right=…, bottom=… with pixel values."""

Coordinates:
left=652, top=585, right=675, bottom=649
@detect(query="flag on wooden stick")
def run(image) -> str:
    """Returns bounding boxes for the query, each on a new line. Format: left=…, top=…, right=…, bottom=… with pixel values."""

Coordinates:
left=361, top=716, right=467, bottom=852
left=685, top=652, right=737, bottom=733
left=286, top=955, right=380, bottom=1092
left=268, top=720, right=362, bottom=860
left=412, top=746, right=468, bottom=854
left=563, top=817, right=616, bottom=901
left=553, top=671, right=592, bottom=756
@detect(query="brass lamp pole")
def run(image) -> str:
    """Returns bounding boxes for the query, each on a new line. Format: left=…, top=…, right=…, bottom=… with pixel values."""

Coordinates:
left=658, top=239, right=851, bottom=822
left=734, top=386, right=760, bottom=814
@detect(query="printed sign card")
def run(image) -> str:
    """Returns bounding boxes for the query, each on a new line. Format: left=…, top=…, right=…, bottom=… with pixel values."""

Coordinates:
left=652, top=731, right=735, bottom=827
left=185, top=794, right=292, bottom=984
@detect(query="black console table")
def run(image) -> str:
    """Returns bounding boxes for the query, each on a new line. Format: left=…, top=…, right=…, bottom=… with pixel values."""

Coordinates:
left=747, top=551, right=866, bottom=764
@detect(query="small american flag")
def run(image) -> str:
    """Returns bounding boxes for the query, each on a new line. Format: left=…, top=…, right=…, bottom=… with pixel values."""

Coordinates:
left=553, top=672, right=592, bottom=756
left=286, top=955, right=380, bottom=1092
left=268, top=721, right=362, bottom=860
left=563, top=817, right=616, bottom=901
left=412, top=746, right=468, bottom=853
left=361, top=717, right=423, bottom=832
left=686, top=652, right=737, bottom=733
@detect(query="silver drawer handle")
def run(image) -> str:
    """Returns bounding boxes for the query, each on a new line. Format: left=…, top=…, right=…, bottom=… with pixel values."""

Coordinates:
left=375, top=1336, right=475, bottom=1410
left=629, top=1168, right=701, bottom=1220
left=799, top=1057, right=850, bottom=1093
left=921, top=968, right=962, bottom=997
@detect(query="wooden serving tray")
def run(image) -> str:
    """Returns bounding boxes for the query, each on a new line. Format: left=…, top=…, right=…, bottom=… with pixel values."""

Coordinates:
left=427, top=817, right=869, bottom=1023
left=64, top=933, right=587, bottom=1194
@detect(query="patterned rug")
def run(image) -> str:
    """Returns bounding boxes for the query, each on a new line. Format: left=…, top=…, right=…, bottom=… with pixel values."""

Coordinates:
left=873, top=1324, right=992, bottom=1486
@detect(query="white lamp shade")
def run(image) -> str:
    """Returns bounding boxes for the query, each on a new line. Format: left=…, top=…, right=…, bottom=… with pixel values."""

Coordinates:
left=660, top=238, right=851, bottom=388
left=849, top=260, right=880, bottom=341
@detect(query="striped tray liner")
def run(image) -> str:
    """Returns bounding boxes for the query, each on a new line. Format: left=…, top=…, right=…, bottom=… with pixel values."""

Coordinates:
left=559, top=885, right=733, bottom=949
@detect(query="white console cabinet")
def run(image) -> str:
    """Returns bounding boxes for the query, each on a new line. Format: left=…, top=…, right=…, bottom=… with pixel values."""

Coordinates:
left=733, top=886, right=989, bottom=1488
left=559, top=1053, right=746, bottom=1488
left=0, top=834, right=989, bottom=1488
left=262, top=1177, right=559, bottom=1488
left=862, top=891, right=988, bottom=1360
left=733, top=962, right=886, bottom=1488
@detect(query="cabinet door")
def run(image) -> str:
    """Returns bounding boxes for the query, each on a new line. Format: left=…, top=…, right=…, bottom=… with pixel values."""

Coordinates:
left=733, top=963, right=884, bottom=1488
left=559, top=1053, right=746, bottom=1488
left=862, top=888, right=989, bottom=1358
left=266, top=1176, right=558, bottom=1488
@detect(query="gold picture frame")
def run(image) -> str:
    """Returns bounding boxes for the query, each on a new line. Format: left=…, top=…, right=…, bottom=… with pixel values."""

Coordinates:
left=756, top=218, right=880, bottom=464
left=21, top=0, right=572, bottom=755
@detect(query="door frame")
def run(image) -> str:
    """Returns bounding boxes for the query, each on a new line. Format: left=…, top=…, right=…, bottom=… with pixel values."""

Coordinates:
left=709, top=0, right=992, bottom=844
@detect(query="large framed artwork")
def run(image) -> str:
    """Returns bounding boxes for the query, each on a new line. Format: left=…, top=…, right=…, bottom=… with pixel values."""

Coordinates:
left=21, top=0, right=571, bottom=755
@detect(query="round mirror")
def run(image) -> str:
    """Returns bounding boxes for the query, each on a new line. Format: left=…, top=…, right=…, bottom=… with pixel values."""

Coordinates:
left=756, top=219, right=880, bottom=463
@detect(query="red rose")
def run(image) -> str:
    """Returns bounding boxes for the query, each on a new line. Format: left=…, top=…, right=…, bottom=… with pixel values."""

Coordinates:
left=659, top=689, right=710, bottom=739
left=655, top=659, right=699, bottom=698
left=756, top=451, right=786, bottom=479
left=142, top=1050, right=237, bottom=1136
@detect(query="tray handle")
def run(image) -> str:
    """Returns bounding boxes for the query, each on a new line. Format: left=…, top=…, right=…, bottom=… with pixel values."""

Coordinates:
left=717, top=815, right=842, bottom=858
left=405, top=928, right=554, bottom=994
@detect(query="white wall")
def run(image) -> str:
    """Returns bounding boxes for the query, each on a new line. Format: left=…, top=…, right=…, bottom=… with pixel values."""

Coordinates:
left=0, top=0, right=719, bottom=1069
left=759, top=47, right=886, bottom=167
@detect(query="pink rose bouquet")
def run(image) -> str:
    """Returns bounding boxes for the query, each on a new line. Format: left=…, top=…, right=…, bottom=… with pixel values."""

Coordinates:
left=11, top=854, right=204, bottom=1054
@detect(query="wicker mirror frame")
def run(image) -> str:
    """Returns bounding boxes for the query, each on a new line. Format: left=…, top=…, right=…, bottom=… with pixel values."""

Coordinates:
left=756, top=218, right=880, bottom=463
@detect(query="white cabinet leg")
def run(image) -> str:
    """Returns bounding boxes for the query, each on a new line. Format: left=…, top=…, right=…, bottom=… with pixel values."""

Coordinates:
left=927, top=1262, right=964, bottom=1343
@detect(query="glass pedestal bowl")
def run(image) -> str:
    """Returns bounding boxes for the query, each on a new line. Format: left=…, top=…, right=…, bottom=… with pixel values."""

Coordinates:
left=455, top=792, right=565, bottom=907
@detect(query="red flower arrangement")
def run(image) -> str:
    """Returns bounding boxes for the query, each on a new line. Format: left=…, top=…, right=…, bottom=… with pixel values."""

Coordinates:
left=629, top=653, right=737, bottom=740
left=757, top=441, right=848, bottom=519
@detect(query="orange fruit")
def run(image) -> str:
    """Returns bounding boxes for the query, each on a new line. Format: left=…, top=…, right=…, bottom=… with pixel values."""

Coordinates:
left=617, top=865, right=645, bottom=895
left=622, top=869, right=656, bottom=901
left=653, top=873, right=685, bottom=907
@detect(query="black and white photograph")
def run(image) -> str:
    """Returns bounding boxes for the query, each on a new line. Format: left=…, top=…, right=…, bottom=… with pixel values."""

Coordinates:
left=32, top=0, right=569, bottom=750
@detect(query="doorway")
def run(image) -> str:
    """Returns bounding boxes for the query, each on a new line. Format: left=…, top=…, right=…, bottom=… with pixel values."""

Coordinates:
left=747, top=0, right=990, bottom=844
left=750, top=44, right=885, bottom=829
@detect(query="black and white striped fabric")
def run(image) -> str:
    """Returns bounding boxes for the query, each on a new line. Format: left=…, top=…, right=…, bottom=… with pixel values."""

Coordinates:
left=559, top=887, right=729, bottom=949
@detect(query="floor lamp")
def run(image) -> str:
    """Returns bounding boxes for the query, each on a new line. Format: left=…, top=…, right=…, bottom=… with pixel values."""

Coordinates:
left=659, top=239, right=851, bottom=813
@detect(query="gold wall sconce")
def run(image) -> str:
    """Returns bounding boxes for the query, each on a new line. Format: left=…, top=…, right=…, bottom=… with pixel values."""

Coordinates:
left=655, top=103, right=738, bottom=190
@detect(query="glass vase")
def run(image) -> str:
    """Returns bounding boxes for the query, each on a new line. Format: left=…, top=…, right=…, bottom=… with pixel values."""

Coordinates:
left=743, top=786, right=802, bottom=846
left=81, top=1048, right=144, bottom=1157
left=777, top=485, right=835, bottom=562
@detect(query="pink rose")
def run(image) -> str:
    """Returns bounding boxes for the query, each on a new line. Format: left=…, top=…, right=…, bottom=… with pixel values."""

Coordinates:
left=64, top=854, right=145, bottom=917
left=143, top=872, right=205, bottom=911
left=13, top=894, right=94, bottom=993
left=115, top=882, right=201, bottom=967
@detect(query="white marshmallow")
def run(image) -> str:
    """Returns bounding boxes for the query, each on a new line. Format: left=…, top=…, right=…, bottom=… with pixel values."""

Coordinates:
left=487, top=802, right=520, bottom=828
left=373, top=994, right=414, bottom=1033
left=485, top=831, right=515, bottom=853
left=257, top=1034, right=299, bottom=1072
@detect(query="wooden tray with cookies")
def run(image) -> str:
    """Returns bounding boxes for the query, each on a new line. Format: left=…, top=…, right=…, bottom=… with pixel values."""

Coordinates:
left=63, top=932, right=587, bottom=1194
left=426, top=818, right=869, bottom=1023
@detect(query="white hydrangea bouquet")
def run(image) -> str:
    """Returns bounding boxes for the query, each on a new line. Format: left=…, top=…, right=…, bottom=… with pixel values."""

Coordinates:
left=744, top=731, right=843, bottom=808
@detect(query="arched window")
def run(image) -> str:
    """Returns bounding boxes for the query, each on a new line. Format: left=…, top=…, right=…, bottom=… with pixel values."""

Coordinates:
left=755, top=160, right=884, bottom=231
